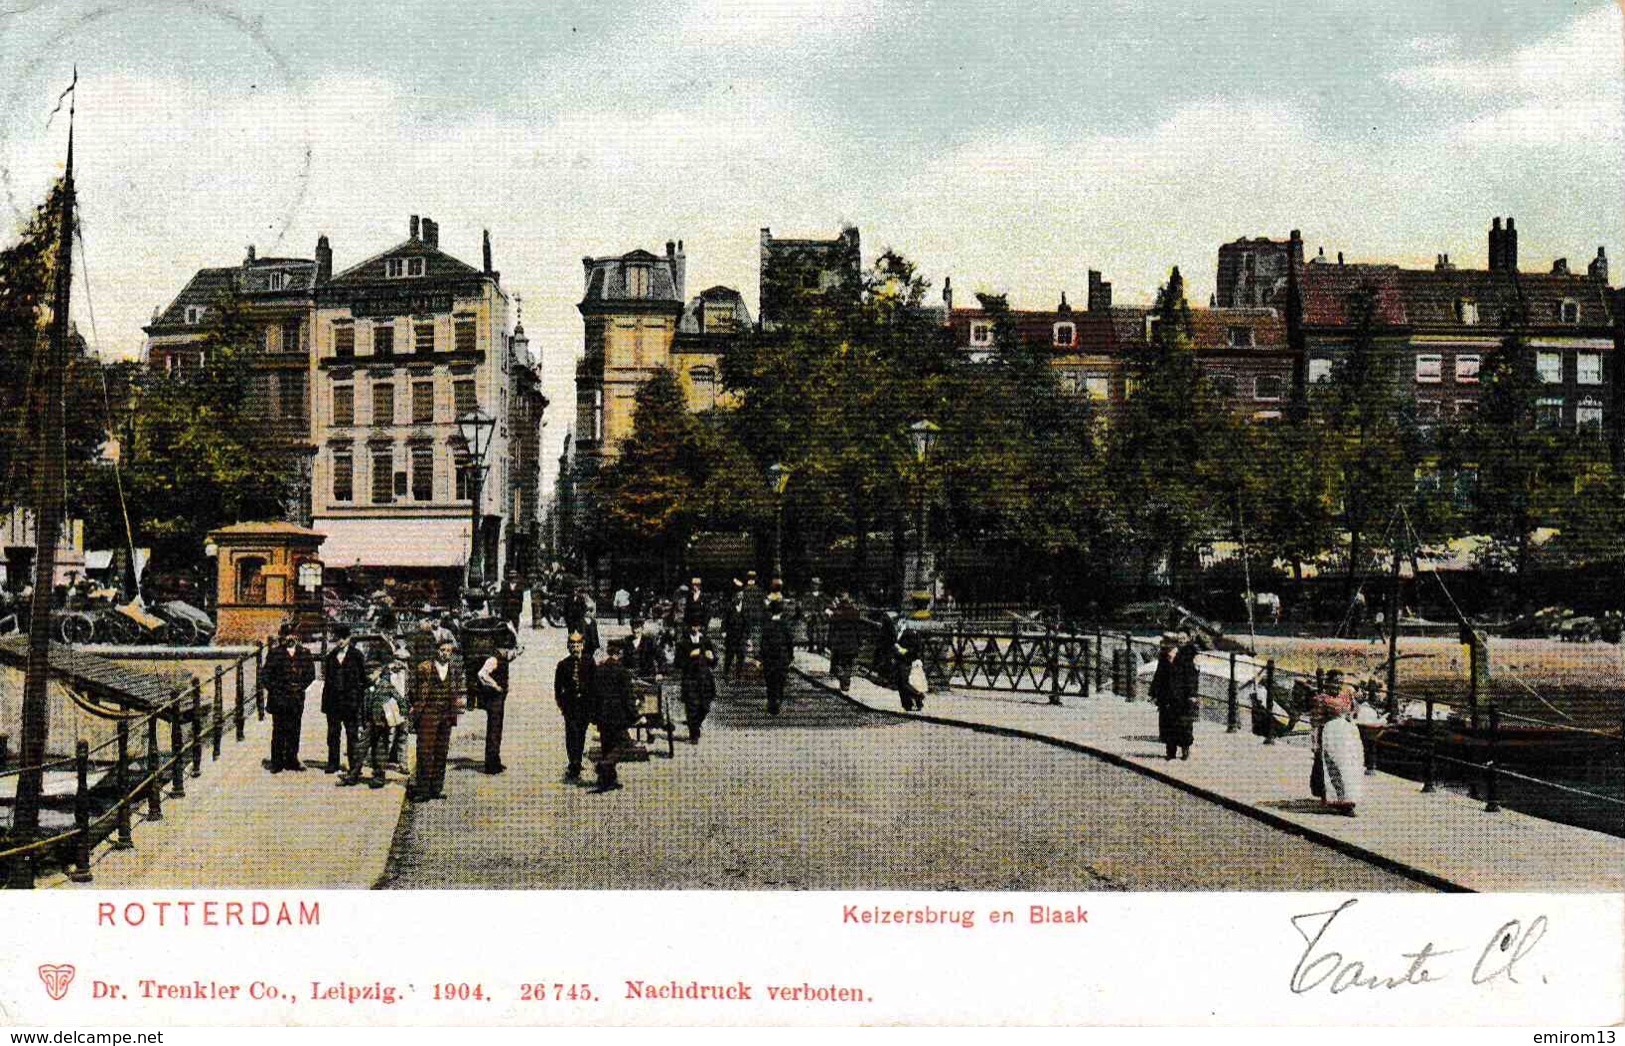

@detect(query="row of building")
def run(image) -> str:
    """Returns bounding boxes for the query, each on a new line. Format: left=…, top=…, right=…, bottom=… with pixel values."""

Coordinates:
left=143, top=213, right=1623, bottom=594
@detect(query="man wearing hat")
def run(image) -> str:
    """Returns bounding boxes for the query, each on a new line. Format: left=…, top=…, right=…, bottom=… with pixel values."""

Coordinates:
left=722, top=579, right=748, bottom=680
left=804, top=577, right=828, bottom=654
left=759, top=592, right=794, bottom=716
left=681, top=576, right=708, bottom=631
left=262, top=624, right=314, bottom=773
left=588, top=638, right=638, bottom=793
left=676, top=617, right=718, bottom=742
left=553, top=632, right=593, bottom=783
left=322, top=624, right=369, bottom=775
left=742, top=571, right=764, bottom=657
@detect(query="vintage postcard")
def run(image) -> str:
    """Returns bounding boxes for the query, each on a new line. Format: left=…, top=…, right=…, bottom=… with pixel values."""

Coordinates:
left=0, top=0, right=1621, bottom=1033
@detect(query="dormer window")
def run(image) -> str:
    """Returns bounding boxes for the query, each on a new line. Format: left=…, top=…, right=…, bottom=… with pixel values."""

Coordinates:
left=1457, top=299, right=1478, bottom=325
left=267, top=272, right=287, bottom=292
left=703, top=303, right=735, bottom=333
left=969, top=322, right=993, bottom=347
left=1560, top=299, right=1580, bottom=324
left=626, top=265, right=651, bottom=298
left=1052, top=322, right=1076, bottom=347
left=385, top=257, right=426, bottom=279
left=184, top=305, right=204, bottom=324
left=1227, top=326, right=1254, bottom=348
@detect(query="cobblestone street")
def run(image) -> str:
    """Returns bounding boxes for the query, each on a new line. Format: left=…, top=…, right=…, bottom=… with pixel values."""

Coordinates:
left=382, top=625, right=1422, bottom=891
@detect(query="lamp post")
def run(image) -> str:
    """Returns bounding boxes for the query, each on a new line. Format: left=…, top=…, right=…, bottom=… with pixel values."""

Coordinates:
left=907, top=420, right=940, bottom=605
left=457, top=406, right=497, bottom=596
left=767, top=463, right=787, bottom=580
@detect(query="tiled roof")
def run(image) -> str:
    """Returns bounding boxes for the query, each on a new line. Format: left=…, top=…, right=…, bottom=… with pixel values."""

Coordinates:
left=679, top=286, right=752, bottom=334
left=1301, top=263, right=1614, bottom=329
left=326, top=240, right=483, bottom=288
left=149, top=259, right=316, bottom=328
left=581, top=250, right=683, bottom=306
left=1188, top=307, right=1288, bottom=351
left=1299, top=264, right=1408, bottom=327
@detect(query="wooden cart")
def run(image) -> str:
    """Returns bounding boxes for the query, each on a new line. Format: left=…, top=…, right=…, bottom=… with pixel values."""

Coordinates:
left=631, top=676, right=677, bottom=758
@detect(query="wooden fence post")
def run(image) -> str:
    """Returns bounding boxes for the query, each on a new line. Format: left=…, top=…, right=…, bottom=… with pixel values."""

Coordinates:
left=146, top=713, right=163, bottom=821
left=255, top=641, right=266, bottom=720
left=234, top=658, right=246, bottom=742
left=170, top=698, right=187, bottom=798
left=114, top=720, right=133, bottom=850
left=69, top=740, right=93, bottom=883
left=212, top=668, right=224, bottom=761
left=189, top=682, right=203, bottom=778
left=1262, top=660, right=1277, bottom=745
left=1226, top=651, right=1239, bottom=733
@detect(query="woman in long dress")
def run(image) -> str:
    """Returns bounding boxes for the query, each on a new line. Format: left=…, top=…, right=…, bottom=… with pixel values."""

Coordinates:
left=1311, top=670, right=1363, bottom=816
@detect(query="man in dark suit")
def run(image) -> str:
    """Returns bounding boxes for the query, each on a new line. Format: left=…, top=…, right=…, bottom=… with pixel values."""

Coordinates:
left=553, top=633, right=592, bottom=783
left=760, top=593, right=794, bottom=716
left=322, top=625, right=368, bottom=775
left=588, top=639, right=637, bottom=793
left=721, top=582, right=747, bottom=680
left=262, top=624, right=315, bottom=772
left=675, top=620, right=718, bottom=743
left=681, top=577, right=708, bottom=631
left=411, top=636, right=464, bottom=800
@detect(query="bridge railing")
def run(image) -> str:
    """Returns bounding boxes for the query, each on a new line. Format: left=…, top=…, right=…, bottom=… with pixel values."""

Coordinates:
left=0, top=642, right=265, bottom=888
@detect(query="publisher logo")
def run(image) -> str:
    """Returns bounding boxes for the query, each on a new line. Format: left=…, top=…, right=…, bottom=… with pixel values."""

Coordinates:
left=38, top=963, right=76, bottom=1001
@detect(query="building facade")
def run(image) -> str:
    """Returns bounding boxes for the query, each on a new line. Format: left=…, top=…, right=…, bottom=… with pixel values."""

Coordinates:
left=758, top=225, right=862, bottom=331
left=307, top=216, right=517, bottom=596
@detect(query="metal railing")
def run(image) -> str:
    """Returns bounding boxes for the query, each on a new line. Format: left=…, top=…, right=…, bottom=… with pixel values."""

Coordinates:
left=0, top=643, right=265, bottom=887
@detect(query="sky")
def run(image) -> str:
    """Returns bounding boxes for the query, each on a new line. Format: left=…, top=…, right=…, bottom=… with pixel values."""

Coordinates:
left=1, top=0, right=1622, bottom=463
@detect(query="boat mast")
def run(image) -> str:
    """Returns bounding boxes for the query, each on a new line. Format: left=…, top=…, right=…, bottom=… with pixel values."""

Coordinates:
left=1384, top=541, right=1401, bottom=723
left=9, top=87, right=75, bottom=887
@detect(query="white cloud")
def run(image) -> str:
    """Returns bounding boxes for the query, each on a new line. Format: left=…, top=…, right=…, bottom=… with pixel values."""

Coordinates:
left=1389, top=5, right=1621, bottom=100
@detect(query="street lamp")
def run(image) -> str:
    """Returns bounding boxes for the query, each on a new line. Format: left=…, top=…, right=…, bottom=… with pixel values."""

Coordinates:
left=767, top=462, right=787, bottom=579
left=457, top=406, right=497, bottom=594
left=907, top=420, right=940, bottom=604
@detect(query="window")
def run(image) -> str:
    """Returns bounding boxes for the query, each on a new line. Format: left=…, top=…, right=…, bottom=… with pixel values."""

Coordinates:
left=1254, top=374, right=1284, bottom=401
left=703, top=304, right=735, bottom=333
left=372, top=383, right=395, bottom=426
left=373, top=324, right=395, bottom=358
left=1560, top=299, right=1580, bottom=324
left=1085, top=375, right=1111, bottom=402
left=454, top=319, right=476, bottom=354
left=1308, top=358, right=1332, bottom=384
left=1455, top=354, right=1480, bottom=384
left=1457, top=299, right=1478, bottom=325
left=626, top=265, right=650, bottom=298
left=332, top=449, right=353, bottom=502
left=411, top=446, right=434, bottom=501
left=1537, top=352, right=1562, bottom=384
left=1536, top=397, right=1564, bottom=430
left=412, top=381, right=435, bottom=424
left=593, top=389, right=604, bottom=441
left=1053, top=322, right=1076, bottom=347
left=332, top=385, right=354, bottom=427
left=407, top=257, right=425, bottom=278
left=333, top=323, right=354, bottom=359
left=236, top=557, right=267, bottom=605
left=969, top=322, right=993, bottom=347
left=394, top=469, right=407, bottom=498
left=1415, top=355, right=1442, bottom=383
left=267, top=272, right=287, bottom=292
left=1578, top=353, right=1602, bottom=385
left=184, top=305, right=204, bottom=324
left=1211, top=374, right=1238, bottom=399
left=454, top=379, right=477, bottom=419
left=454, top=447, right=472, bottom=501
left=282, top=319, right=302, bottom=354
left=1416, top=398, right=1442, bottom=422
left=415, top=322, right=435, bottom=356
left=371, top=448, right=394, bottom=503
left=690, top=366, right=717, bottom=407
left=1577, top=398, right=1604, bottom=435
left=385, top=258, right=403, bottom=278
left=1227, top=326, right=1254, bottom=348
left=1454, top=399, right=1477, bottom=419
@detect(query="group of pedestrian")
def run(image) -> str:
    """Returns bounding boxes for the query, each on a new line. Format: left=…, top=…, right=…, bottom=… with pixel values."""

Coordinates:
left=1150, top=632, right=1200, bottom=761
left=551, top=630, right=640, bottom=793
left=260, top=616, right=518, bottom=804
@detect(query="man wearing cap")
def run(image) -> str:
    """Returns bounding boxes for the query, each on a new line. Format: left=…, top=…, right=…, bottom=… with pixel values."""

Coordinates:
left=759, top=592, right=794, bottom=716
left=262, top=624, right=314, bottom=773
left=553, top=632, right=593, bottom=782
left=322, top=625, right=368, bottom=775
left=588, top=639, right=638, bottom=793
left=411, top=635, right=464, bottom=800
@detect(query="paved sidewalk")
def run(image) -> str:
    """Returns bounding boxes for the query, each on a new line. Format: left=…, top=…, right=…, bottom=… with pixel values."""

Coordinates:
left=795, top=651, right=1625, bottom=893
left=46, top=692, right=406, bottom=890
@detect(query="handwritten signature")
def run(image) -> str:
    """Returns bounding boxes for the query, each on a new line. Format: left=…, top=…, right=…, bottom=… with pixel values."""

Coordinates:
left=1289, top=898, right=1546, bottom=994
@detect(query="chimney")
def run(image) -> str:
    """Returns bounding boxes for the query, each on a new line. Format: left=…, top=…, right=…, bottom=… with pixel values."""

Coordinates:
left=245, top=245, right=256, bottom=264
left=1288, top=228, right=1304, bottom=266
left=942, top=275, right=953, bottom=313
left=1589, top=247, right=1609, bottom=284
left=1435, top=253, right=1456, bottom=272
left=1057, top=290, right=1071, bottom=314
left=668, top=239, right=686, bottom=301
left=410, top=215, right=420, bottom=241
left=315, top=235, right=332, bottom=284
left=421, top=218, right=438, bottom=249
left=1552, top=258, right=1570, bottom=276
left=1505, top=217, right=1518, bottom=272
left=1087, top=269, right=1113, bottom=311
left=482, top=230, right=493, bottom=275
left=1337, top=252, right=1344, bottom=266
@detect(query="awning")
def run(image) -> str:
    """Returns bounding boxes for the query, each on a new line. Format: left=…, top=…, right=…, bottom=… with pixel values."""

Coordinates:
left=312, top=518, right=470, bottom=569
